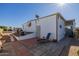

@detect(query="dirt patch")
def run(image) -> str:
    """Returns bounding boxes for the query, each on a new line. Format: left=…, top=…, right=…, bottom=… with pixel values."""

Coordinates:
left=68, top=46, right=79, bottom=56
left=1, top=35, right=11, bottom=42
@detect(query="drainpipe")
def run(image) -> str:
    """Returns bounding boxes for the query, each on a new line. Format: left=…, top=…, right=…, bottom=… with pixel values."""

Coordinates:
left=35, top=15, right=39, bottom=39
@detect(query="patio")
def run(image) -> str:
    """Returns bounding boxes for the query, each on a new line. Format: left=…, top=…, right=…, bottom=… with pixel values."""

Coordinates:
left=0, top=37, right=71, bottom=56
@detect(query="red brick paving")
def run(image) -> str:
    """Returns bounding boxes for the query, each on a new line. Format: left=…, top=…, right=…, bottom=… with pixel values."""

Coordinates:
left=15, top=47, right=33, bottom=56
left=3, top=37, right=69, bottom=56
left=11, top=38, right=36, bottom=56
left=12, top=41, right=22, bottom=48
left=0, top=32, right=38, bottom=56
left=19, top=38, right=38, bottom=48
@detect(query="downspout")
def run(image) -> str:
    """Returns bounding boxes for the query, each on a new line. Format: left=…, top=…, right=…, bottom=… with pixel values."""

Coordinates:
left=35, top=15, right=39, bottom=39
left=56, top=13, right=59, bottom=41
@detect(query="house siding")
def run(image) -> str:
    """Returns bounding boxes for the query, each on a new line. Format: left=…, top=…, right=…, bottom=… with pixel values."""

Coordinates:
left=39, top=15, right=57, bottom=40
left=22, top=13, right=66, bottom=41
left=22, top=21, right=36, bottom=32
left=58, top=16, right=65, bottom=41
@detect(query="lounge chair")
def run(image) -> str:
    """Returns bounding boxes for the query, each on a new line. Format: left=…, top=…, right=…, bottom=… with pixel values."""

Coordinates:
left=37, top=33, right=51, bottom=43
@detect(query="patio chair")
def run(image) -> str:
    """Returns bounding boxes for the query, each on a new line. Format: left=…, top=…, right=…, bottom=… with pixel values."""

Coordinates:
left=37, top=33, right=51, bottom=43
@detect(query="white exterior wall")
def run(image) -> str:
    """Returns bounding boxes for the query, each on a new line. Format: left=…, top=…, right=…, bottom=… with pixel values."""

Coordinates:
left=39, top=15, right=57, bottom=40
left=19, top=33, right=36, bottom=40
left=22, top=21, right=36, bottom=32
left=58, top=16, right=65, bottom=41
left=22, top=14, right=66, bottom=41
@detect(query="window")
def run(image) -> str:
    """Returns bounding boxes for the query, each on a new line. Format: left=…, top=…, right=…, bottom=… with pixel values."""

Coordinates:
left=23, top=25, right=24, bottom=29
left=28, top=22, right=31, bottom=27
left=60, top=25, right=62, bottom=28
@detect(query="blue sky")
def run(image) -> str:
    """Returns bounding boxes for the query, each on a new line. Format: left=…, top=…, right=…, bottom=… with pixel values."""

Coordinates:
left=0, top=3, right=79, bottom=27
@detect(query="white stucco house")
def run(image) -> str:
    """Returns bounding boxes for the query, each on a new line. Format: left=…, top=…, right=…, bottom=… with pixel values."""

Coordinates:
left=21, top=12, right=75, bottom=41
